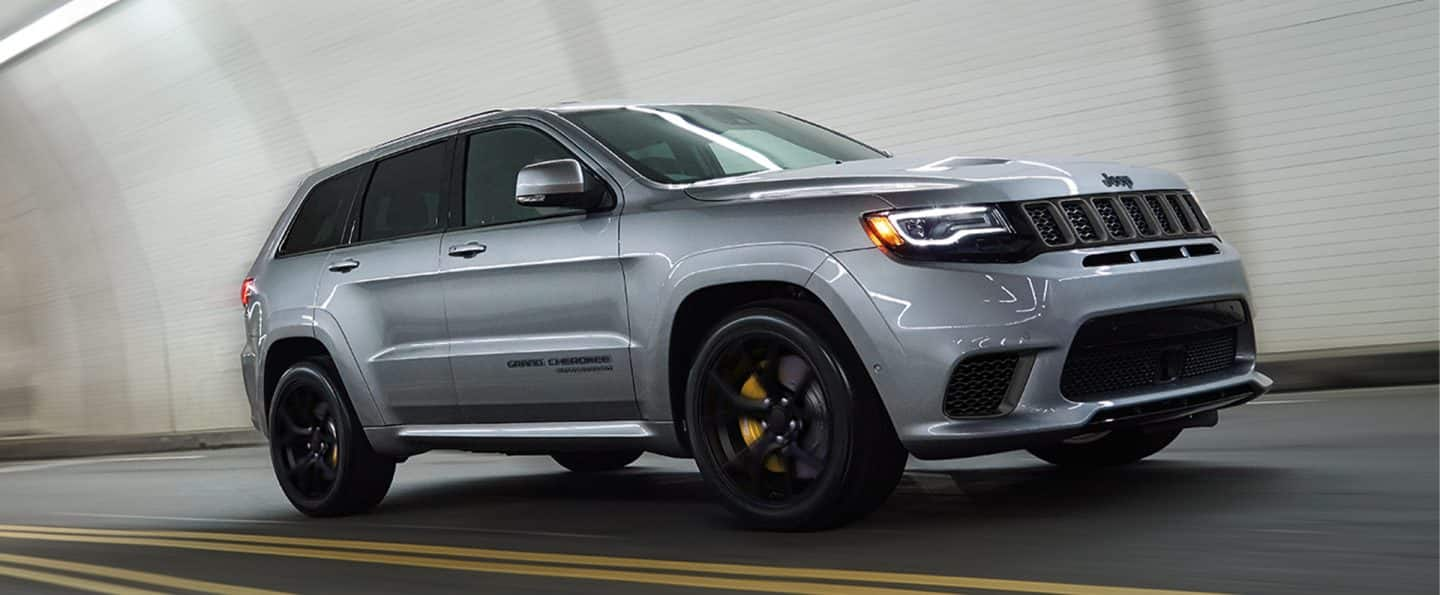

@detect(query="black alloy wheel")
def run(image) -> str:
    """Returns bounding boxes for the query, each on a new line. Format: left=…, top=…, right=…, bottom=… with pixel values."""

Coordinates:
left=686, top=303, right=907, bottom=530
left=701, top=331, right=831, bottom=502
left=269, top=360, right=394, bottom=516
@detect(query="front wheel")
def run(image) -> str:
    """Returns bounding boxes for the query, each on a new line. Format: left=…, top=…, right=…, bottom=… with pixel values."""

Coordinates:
left=685, top=303, right=907, bottom=531
left=1027, top=427, right=1182, bottom=468
left=268, top=360, right=395, bottom=517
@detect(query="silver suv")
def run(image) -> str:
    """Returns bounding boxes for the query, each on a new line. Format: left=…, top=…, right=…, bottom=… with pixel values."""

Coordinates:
left=241, top=103, right=1271, bottom=529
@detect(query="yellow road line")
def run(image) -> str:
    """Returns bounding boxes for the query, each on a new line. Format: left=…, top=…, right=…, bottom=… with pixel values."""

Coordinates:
left=0, top=524, right=1224, bottom=595
left=0, top=530, right=945, bottom=595
left=0, top=562, right=162, bottom=595
left=0, top=552, right=289, bottom=595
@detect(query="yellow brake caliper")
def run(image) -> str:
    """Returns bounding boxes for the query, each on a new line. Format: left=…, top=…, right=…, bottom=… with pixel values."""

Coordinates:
left=737, top=371, right=785, bottom=473
left=325, top=421, right=339, bottom=467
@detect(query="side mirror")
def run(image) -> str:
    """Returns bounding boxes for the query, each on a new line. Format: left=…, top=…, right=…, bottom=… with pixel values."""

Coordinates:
left=515, top=159, right=603, bottom=210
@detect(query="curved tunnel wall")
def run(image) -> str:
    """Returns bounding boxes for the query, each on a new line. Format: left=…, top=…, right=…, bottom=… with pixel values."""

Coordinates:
left=0, top=0, right=1435, bottom=435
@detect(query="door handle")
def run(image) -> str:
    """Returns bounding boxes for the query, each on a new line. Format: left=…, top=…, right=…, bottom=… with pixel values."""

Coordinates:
left=447, top=242, right=487, bottom=258
left=327, top=258, right=360, bottom=272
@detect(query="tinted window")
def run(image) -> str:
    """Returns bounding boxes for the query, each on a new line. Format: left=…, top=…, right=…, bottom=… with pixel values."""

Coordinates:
left=279, top=168, right=364, bottom=255
left=463, top=127, right=577, bottom=227
left=358, top=141, right=450, bottom=241
left=563, top=105, right=884, bottom=184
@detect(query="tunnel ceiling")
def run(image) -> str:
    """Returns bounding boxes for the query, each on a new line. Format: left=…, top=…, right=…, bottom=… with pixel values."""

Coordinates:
left=0, top=0, right=65, bottom=40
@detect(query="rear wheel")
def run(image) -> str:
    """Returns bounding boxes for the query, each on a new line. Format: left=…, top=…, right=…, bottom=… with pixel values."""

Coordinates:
left=551, top=450, right=643, bottom=472
left=685, top=303, right=907, bottom=531
left=1027, top=427, right=1182, bottom=468
left=268, top=360, right=395, bottom=516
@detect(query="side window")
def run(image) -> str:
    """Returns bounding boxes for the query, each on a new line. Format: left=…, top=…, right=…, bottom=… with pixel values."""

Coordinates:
left=279, top=167, right=364, bottom=256
left=463, top=127, right=578, bottom=228
left=358, top=141, right=450, bottom=242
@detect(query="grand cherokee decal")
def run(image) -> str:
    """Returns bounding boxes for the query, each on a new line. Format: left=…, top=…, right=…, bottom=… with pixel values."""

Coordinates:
left=1100, top=173, right=1134, bottom=189
left=506, top=355, right=614, bottom=374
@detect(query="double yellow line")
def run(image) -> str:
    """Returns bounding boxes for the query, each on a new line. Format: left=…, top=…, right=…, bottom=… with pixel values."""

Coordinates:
left=0, top=524, right=1222, bottom=594
left=0, top=551, right=285, bottom=594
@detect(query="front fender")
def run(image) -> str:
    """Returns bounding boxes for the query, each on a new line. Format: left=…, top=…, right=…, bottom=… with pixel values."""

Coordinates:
left=804, top=252, right=910, bottom=423
left=627, top=243, right=833, bottom=422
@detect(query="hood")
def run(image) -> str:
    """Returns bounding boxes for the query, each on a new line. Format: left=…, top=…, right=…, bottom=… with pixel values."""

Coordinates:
left=682, top=151, right=1188, bottom=208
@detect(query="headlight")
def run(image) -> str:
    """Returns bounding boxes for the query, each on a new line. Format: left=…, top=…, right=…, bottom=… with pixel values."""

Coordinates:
left=861, top=205, right=1036, bottom=262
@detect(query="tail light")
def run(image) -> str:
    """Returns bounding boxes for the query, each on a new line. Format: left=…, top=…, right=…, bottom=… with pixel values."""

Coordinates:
left=241, top=277, right=257, bottom=307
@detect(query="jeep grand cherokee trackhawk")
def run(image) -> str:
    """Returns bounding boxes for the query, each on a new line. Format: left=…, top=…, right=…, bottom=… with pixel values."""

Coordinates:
left=240, top=103, right=1271, bottom=529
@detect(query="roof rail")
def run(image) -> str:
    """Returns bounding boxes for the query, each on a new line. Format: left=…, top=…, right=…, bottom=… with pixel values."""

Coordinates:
left=365, top=109, right=504, bottom=154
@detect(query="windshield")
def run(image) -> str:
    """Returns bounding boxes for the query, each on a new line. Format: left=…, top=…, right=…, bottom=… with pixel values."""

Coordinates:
left=561, top=105, right=886, bottom=184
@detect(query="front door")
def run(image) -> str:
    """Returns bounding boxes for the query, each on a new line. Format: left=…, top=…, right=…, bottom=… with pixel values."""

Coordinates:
left=316, top=139, right=457, bottom=424
left=440, top=124, right=636, bottom=423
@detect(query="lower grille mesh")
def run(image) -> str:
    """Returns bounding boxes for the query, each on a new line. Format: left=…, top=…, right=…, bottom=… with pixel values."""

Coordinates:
left=944, top=354, right=1019, bottom=418
left=1181, top=331, right=1239, bottom=377
left=1061, top=329, right=1239, bottom=401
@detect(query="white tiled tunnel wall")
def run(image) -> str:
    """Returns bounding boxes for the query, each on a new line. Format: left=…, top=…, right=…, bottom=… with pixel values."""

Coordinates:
left=0, top=0, right=1434, bottom=435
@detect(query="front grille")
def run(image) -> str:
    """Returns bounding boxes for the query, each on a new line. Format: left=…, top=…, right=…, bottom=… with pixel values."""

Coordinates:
left=1060, top=301, right=1248, bottom=401
left=1145, top=195, right=1177, bottom=234
left=1091, top=197, right=1132, bottom=239
left=1166, top=194, right=1196, bottom=232
left=1120, top=196, right=1157, bottom=236
left=1185, top=194, right=1212, bottom=231
left=1024, top=203, right=1066, bottom=246
left=1061, top=201, right=1101, bottom=242
left=1013, top=190, right=1213, bottom=251
left=943, top=354, right=1020, bottom=418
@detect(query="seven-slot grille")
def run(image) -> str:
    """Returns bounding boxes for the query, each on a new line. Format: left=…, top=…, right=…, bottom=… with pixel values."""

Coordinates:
left=1017, top=191, right=1212, bottom=249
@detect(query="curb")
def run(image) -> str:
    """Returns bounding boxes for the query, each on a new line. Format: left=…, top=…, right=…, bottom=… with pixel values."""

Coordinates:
left=1259, top=342, right=1438, bottom=393
left=0, top=428, right=264, bottom=462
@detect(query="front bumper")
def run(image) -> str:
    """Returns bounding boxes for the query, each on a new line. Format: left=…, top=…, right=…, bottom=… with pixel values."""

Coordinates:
left=818, top=238, right=1270, bottom=460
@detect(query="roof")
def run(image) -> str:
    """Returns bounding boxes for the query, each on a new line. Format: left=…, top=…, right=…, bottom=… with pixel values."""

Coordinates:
left=363, top=101, right=733, bottom=153
left=540, top=99, right=740, bottom=112
left=330, top=100, right=759, bottom=180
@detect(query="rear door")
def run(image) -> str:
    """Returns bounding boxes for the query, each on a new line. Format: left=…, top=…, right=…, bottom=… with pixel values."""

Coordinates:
left=440, top=123, right=636, bottom=423
left=316, top=138, right=457, bottom=424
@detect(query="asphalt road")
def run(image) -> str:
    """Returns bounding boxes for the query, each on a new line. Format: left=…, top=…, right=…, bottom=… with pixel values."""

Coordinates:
left=0, top=386, right=1434, bottom=595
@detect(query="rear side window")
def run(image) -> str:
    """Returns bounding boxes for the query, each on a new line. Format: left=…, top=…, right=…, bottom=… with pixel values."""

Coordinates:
left=358, top=141, right=451, bottom=242
left=279, top=168, right=364, bottom=256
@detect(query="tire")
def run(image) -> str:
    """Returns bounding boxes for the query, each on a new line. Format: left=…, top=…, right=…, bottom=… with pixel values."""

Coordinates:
left=1027, top=427, right=1182, bottom=469
left=268, top=360, right=395, bottom=517
left=684, top=302, right=907, bottom=531
left=551, top=450, right=644, bottom=472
